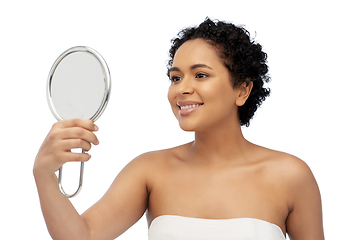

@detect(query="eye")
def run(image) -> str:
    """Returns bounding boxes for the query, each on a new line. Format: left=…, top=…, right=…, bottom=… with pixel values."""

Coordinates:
left=195, top=73, right=208, bottom=79
left=170, top=76, right=182, bottom=82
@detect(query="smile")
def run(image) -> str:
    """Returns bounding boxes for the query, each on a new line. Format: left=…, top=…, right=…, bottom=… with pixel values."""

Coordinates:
left=179, top=104, right=203, bottom=110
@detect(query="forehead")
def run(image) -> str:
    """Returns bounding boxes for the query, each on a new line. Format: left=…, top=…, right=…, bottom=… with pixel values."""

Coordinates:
left=172, top=39, right=222, bottom=67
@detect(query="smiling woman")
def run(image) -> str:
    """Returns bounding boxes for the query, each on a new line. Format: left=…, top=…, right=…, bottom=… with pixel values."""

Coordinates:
left=167, top=38, right=245, bottom=132
left=168, top=18, right=271, bottom=127
left=34, top=18, right=325, bottom=240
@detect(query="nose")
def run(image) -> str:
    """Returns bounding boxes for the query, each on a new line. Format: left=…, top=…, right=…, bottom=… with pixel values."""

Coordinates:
left=176, top=77, right=194, bottom=95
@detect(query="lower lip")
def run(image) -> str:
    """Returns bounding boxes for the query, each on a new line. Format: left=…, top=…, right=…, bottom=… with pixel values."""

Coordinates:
left=179, top=105, right=202, bottom=116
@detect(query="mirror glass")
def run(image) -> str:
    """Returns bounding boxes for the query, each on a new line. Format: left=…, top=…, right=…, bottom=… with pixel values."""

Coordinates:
left=47, top=46, right=111, bottom=121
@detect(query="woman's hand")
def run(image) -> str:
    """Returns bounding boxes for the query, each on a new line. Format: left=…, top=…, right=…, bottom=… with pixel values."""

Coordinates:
left=33, top=118, right=99, bottom=178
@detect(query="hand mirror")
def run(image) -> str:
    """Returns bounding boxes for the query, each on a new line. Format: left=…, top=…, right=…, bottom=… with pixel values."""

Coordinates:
left=47, top=46, right=111, bottom=198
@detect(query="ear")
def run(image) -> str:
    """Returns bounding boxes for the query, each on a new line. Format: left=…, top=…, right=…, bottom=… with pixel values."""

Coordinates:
left=235, top=80, right=253, bottom=107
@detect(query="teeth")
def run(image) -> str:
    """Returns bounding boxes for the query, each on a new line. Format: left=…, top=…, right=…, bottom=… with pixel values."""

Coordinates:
left=180, top=104, right=202, bottom=110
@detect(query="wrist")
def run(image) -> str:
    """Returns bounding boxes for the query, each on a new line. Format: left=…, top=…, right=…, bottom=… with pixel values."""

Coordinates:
left=33, top=170, right=57, bottom=185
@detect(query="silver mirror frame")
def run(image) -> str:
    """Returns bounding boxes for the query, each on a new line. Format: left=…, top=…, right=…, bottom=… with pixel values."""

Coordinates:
left=47, top=46, right=111, bottom=122
left=47, top=46, right=111, bottom=198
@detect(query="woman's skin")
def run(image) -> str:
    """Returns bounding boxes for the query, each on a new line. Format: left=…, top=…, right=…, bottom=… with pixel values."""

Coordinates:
left=34, top=38, right=324, bottom=240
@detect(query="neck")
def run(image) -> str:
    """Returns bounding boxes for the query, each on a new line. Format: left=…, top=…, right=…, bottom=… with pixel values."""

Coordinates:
left=189, top=120, right=252, bottom=165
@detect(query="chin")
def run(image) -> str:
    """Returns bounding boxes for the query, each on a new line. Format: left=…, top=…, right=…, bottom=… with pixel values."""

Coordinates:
left=175, top=115, right=205, bottom=132
left=180, top=127, right=196, bottom=132
left=178, top=124, right=195, bottom=132
left=178, top=121, right=203, bottom=132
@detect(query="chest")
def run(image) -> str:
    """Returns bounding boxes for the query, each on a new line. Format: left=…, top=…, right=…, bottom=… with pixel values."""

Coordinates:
left=148, top=164, right=289, bottom=223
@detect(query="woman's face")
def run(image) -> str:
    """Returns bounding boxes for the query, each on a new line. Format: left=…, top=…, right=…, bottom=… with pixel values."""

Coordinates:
left=167, top=38, right=242, bottom=132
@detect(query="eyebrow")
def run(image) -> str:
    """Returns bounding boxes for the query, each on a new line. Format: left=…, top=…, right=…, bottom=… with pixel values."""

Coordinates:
left=190, top=64, right=213, bottom=70
left=168, top=63, right=213, bottom=74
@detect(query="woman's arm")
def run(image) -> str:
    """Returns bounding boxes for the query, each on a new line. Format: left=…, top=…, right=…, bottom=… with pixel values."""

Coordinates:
left=34, top=173, right=91, bottom=239
left=34, top=119, right=149, bottom=240
left=34, top=119, right=99, bottom=239
left=285, top=158, right=325, bottom=240
left=81, top=153, right=150, bottom=240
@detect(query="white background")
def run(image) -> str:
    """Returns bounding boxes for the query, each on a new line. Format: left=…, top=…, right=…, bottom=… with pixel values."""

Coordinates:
left=1, top=1, right=359, bottom=239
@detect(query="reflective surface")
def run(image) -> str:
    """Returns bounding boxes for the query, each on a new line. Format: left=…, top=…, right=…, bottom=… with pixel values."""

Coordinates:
left=48, top=46, right=111, bottom=122
left=47, top=46, right=111, bottom=198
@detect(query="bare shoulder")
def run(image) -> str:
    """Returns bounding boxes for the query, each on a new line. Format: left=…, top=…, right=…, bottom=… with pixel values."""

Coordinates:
left=275, top=151, right=316, bottom=191
left=128, top=143, right=187, bottom=167
left=258, top=146, right=324, bottom=239
left=123, top=142, right=190, bottom=179
left=254, top=146, right=320, bottom=204
left=270, top=151, right=321, bottom=206
left=258, top=146, right=315, bottom=185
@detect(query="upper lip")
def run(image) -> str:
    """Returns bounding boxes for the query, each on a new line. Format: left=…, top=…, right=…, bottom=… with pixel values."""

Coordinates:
left=177, top=101, right=204, bottom=107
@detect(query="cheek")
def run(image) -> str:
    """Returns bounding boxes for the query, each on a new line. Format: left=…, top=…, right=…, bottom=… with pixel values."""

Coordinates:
left=203, top=83, right=238, bottom=110
left=167, top=85, right=175, bottom=103
left=201, top=81, right=230, bottom=99
left=167, top=85, right=178, bottom=113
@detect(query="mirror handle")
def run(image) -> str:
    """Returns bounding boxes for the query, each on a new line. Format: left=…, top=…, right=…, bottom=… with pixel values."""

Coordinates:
left=58, top=149, right=85, bottom=198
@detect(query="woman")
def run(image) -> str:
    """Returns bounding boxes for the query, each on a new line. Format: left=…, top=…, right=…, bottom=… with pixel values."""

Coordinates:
left=34, top=18, right=325, bottom=240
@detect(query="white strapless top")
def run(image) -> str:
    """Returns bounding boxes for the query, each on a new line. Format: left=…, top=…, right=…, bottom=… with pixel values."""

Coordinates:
left=148, top=215, right=286, bottom=240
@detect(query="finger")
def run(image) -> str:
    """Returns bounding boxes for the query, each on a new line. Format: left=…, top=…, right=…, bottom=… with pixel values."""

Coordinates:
left=61, top=139, right=92, bottom=152
left=63, top=151, right=92, bottom=162
left=57, top=118, right=99, bottom=132
left=61, top=127, right=100, bottom=145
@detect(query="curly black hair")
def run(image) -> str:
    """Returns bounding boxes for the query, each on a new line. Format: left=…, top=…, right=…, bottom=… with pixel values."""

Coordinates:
left=167, top=18, right=270, bottom=127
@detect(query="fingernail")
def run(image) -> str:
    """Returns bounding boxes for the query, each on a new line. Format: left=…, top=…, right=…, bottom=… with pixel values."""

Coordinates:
left=94, top=125, right=99, bottom=131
